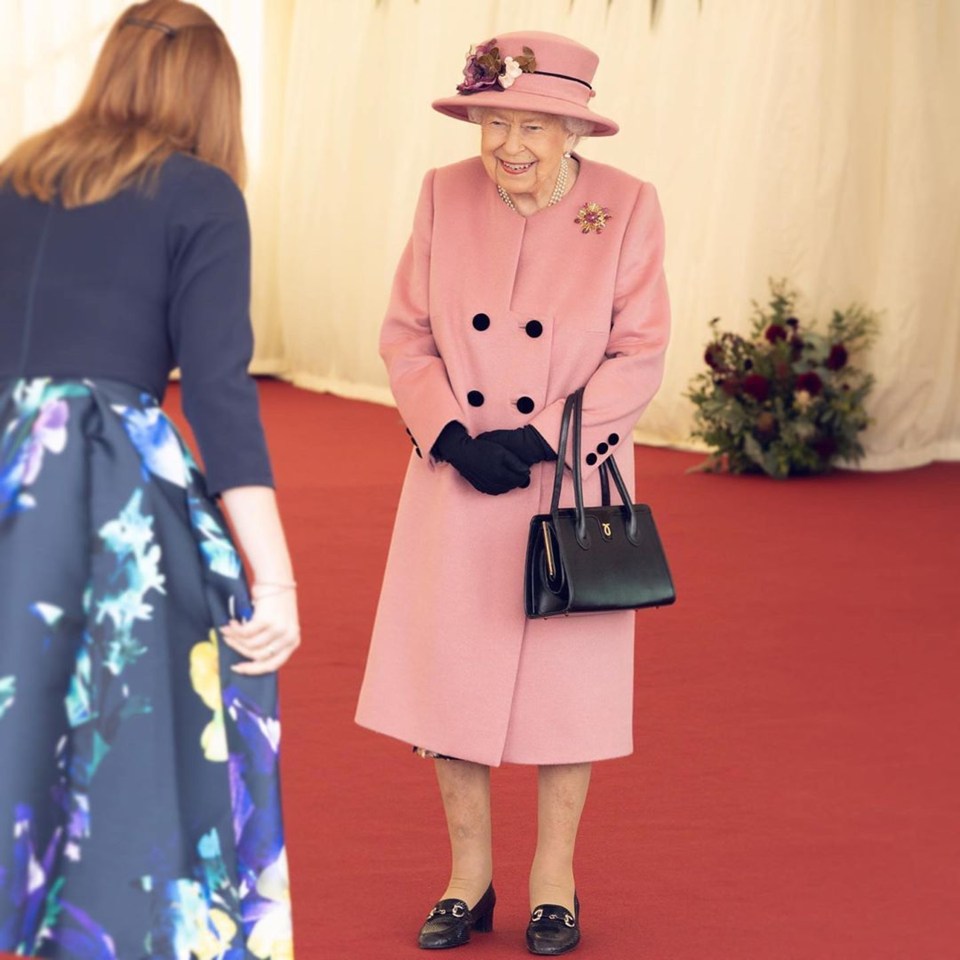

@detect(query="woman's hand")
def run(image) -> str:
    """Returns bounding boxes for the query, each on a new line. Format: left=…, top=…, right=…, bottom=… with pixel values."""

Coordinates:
left=221, top=588, right=301, bottom=675
left=475, top=426, right=556, bottom=466
left=218, top=486, right=299, bottom=675
left=431, top=421, right=531, bottom=494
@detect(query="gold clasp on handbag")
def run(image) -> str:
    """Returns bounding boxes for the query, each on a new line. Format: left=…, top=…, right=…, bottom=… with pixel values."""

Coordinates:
left=601, top=521, right=612, bottom=537
left=541, top=521, right=556, bottom=580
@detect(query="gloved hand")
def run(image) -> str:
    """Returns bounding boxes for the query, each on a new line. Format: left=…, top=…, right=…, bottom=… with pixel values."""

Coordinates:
left=475, top=426, right=557, bottom=466
left=431, top=421, right=531, bottom=495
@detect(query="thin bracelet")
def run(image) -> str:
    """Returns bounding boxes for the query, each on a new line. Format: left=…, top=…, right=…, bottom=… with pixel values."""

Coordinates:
left=251, top=581, right=297, bottom=597
left=252, top=580, right=297, bottom=590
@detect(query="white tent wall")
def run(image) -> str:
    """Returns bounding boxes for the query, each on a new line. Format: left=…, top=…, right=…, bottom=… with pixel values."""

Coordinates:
left=2, top=0, right=957, bottom=468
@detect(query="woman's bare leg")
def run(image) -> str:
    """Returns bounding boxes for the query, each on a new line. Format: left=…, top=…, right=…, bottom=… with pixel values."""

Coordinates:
left=529, top=762, right=592, bottom=912
left=434, top=758, right=493, bottom=906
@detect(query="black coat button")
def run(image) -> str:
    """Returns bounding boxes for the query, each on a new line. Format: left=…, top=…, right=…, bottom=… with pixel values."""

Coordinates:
left=585, top=453, right=598, bottom=466
left=608, top=433, right=620, bottom=445
left=472, top=313, right=491, bottom=331
left=524, top=320, right=543, bottom=338
left=467, top=390, right=485, bottom=407
left=596, top=442, right=608, bottom=455
left=516, top=396, right=535, bottom=414
left=415, top=447, right=423, bottom=458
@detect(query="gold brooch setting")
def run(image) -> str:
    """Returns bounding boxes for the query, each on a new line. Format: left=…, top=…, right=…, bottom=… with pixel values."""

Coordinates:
left=574, top=202, right=612, bottom=234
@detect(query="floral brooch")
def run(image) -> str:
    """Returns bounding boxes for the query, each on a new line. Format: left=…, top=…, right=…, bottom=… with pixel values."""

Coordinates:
left=457, top=39, right=536, bottom=94
left=575, top=202, right=612, bottom=234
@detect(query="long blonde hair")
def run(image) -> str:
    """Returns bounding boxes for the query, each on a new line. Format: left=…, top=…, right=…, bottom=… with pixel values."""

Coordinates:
left=0, top=0, right=245, bottom=208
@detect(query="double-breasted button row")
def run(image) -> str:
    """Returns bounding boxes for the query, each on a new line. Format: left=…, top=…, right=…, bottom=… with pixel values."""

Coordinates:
left=471, top=313, right=544, bottom=339
left=465, top=390, right=536, bottom=415
left=468, top=312, right=542, bottom=415
left=585, top=433, right=621, bottom=467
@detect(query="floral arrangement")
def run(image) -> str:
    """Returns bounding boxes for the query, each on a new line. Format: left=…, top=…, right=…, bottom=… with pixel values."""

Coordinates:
left=457, top=39, right=536, bottom=93
left=687, top=280, right=879, bottom=478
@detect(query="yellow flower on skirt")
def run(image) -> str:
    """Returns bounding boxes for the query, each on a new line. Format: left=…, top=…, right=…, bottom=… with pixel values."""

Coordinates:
left=249, top=848, right=294, bottom=960
left=190, top=630, right=228, bottom=762
left=194, top=908, right=238, bottom=960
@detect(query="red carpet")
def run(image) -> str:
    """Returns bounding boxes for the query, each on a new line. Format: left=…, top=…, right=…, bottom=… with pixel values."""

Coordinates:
left=9, top=379, right=957, bottom=960
left=243, top=381, right=959, bottom=960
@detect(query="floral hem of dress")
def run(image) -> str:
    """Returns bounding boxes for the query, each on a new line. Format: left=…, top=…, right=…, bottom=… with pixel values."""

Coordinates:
left=412, top=745, right=460, bottom=762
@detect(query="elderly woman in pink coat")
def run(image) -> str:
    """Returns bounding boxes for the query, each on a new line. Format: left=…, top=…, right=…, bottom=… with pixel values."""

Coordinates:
left=356, top=31, right=670, bottom=955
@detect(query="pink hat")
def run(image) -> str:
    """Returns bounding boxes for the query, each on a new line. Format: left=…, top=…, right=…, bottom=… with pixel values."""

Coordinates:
left=431, top=31, right=619, bottom=137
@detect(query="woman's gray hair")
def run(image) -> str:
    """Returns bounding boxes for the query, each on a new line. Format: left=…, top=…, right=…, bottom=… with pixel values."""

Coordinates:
left=466, top=105, right=594, bottom=138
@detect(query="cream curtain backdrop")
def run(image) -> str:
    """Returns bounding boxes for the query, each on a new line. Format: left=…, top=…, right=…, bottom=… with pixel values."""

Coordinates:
left=273, top=0, right=960, bottom=469
left=2, top=2, right=958, bottom=469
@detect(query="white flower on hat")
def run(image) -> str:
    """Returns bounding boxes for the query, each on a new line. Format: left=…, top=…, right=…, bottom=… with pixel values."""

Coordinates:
left=499, top=56, right=523, bottom=89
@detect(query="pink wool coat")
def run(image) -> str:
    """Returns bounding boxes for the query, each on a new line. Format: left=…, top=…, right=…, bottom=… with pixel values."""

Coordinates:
left=355, top=155, right=670, bottom=766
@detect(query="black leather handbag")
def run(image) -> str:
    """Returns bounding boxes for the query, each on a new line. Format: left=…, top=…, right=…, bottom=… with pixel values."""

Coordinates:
left=524, top=388, right=676, bottom=618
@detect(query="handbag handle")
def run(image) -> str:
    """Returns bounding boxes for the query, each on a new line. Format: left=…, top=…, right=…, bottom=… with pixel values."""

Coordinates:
left=549, top=388, right=639, bottom=547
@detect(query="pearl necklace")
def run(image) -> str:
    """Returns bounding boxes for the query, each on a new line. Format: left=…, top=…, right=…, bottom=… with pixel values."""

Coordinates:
left=497, top=154, right=569, bottom=212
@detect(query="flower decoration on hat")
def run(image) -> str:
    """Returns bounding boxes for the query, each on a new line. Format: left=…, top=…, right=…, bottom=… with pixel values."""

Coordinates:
left=574, top=202, right=612, bottom=234
left=457, top=39, right=536, bottom=94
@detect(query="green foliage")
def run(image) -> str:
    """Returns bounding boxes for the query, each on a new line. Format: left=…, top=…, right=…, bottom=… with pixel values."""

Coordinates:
left=686, top=280, right=879, bottom=478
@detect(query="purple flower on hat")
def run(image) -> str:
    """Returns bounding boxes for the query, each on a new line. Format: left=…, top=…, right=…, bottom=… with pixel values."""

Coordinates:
left=457, top=39, right=536, bottom=94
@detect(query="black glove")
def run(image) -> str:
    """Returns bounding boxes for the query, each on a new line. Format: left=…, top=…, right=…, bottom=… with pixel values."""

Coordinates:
left=431, top=421, right=531, bottom=495
left=475, top=426, right=557, bottom=466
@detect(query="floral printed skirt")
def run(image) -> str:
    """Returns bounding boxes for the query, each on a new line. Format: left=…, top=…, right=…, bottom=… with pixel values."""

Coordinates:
left=0, top=378, right=292, bottom=960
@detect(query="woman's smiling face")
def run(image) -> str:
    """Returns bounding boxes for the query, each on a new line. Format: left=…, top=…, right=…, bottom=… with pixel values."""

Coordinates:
left=479, top=109, right=576, bottom=210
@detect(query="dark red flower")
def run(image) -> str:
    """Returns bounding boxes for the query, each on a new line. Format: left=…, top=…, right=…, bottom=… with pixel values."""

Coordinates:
left=741, top=374, right=770, bottom=401
left=826, top=343, right=848, bottom=371
left=704, top=344, right=723, bottom=370
left=789, top=336, right=804, bottom=359
left=795, top=371, right=823, bottom=396
left=764, top=324, right=788, bottom=344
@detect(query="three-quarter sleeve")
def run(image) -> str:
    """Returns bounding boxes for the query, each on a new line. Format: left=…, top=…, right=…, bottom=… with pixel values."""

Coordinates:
left=379, top=169, right=464, bottom=461
left=166, top=166, right=273, bottom=495
left=529, top=181, right=671, bottom=473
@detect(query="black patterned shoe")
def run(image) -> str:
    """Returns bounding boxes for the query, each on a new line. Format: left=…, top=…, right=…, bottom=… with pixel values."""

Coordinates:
left=525, top=894, right=580, bottom=955
left=417, top=883, right=496, bottom=949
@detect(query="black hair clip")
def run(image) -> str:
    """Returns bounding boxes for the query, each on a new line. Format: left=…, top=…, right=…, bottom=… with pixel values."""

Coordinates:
left=124, top=16, right=177, bottom=39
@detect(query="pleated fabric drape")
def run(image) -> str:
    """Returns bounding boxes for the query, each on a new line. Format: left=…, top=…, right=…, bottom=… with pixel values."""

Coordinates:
left=3, top=0, right=958, bottom=469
